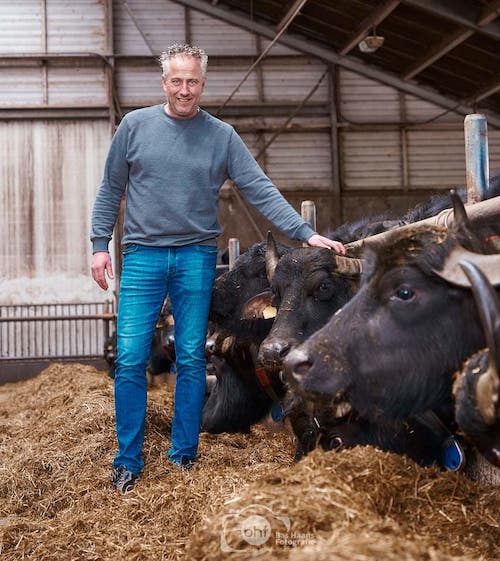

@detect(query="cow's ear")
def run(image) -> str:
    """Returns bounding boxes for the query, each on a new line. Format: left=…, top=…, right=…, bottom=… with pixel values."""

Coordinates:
left=241, top=290, right=277, bottom=320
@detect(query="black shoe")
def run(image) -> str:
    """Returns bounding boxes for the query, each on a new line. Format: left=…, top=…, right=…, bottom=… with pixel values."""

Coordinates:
left=180, top=456, right=195, bottom=470
left=169, top=456, right=195, bottom=470
left=111, top=465, right=139, bottom=493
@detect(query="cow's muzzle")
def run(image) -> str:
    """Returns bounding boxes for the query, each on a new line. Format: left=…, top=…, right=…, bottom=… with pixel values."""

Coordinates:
left=283, top=348, right=312, bottom=387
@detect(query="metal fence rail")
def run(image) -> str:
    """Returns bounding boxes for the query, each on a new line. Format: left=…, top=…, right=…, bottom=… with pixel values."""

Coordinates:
left=0, top=301, right=116, bottom=361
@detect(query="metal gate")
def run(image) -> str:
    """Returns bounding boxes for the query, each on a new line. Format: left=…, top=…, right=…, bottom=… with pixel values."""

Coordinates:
left=0, top=300, right=116, bottom=362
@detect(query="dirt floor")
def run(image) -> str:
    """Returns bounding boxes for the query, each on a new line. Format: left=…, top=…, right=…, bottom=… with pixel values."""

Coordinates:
left=0, top=363, right=498, bottom=561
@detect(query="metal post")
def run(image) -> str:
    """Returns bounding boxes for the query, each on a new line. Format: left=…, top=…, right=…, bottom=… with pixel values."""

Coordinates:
left=464, top=114, right=489, bottom=203
left=228, top=238, right=240, bottom=270
left=301, top=200, right=316, bottom=247
left=301, top=200, right=316, bottom=231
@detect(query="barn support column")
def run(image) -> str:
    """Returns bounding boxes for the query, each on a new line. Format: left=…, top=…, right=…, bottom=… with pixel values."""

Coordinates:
left=464, top=114, right=489, bottom=202
left=328, top=64, right=342, bottom=228
left=399, top=91, right=409, bottom=190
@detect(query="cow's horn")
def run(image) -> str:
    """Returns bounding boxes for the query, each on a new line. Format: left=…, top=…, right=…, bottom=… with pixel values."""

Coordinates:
left=450, top=189, right=471, bottom=233
left=433, top=248, right=500, bottom=287
left=475, top=365, right=499, bottom=425
left=460, top=260, right=500, bottom=424
left=265, top=230, right=280, bottom=282
left=333, top=254, right=364, bottom=276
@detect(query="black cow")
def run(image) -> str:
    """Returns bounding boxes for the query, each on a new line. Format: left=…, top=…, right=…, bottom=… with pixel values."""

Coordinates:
left=201, top=239, right=292, bottom=433
left=147, top=299, right=176, bottom=376
left=249, top=190, right=498, bottom=459
left=259, top=183, right=500, bottom=377
left=453, top=260, right=500, bottom=466
left=202, top=327, right=282, bottom=432
left=284, top=194, right=500, bottom=428
left=241, top=235, right=361, bottom=458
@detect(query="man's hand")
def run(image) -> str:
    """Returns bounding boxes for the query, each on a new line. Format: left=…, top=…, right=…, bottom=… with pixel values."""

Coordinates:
left=91, top=251, right=114, bottom=290
left=307, top=234, right=346, bottom=255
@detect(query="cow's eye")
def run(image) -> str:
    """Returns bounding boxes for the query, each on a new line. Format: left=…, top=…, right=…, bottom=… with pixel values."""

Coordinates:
left=395, top=286, right=414, bottom=301
left=315, top=280, right=334, bottom=300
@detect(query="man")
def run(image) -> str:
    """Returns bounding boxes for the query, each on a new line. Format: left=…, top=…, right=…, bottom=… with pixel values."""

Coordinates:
left=90, top=43, right=345, bottom=493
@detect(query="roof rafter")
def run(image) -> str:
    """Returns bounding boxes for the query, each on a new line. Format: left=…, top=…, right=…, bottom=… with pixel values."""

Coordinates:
left=170, top=0, right=500, bottom=128
left=277, top=0, right=309, bottom=32
left=467, top=75, right=500, bottom=103
left=401, top=0, right=500, bottom=41
left=404, top=0, right=500, bottom=79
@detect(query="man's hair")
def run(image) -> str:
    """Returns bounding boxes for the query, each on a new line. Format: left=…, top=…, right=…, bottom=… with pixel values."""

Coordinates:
left=159, top=44, right=208, bottom=78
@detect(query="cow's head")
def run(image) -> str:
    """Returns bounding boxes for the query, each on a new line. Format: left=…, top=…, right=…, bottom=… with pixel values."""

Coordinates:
left=240, top=231, right=362, bottom=374
left=283, top=193, right=500, bottom=420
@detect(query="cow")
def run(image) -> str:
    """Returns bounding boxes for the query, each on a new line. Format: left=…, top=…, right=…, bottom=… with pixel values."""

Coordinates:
left=453, top=260, right=500, bottom=466
left=146, top=299, right=176, bottom=376
left=202, top=328, right=281, bottom=432
left=201, top=238, right=292, bottom=433
left=245, top=236, right=456, bottom=464
left=257, top=181, right=500, bottom=378
left=205, top=186, right=500, bottom=463
left=283, top=193, right=500, bottom=435
left=241, top=234, right=361, bottom=458
left=248, top=188, right=500, bottom=460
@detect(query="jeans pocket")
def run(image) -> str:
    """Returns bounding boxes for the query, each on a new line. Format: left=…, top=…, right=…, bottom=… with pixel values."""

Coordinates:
left=122, top=243, right=139, bottom=256
left=193, top=245, right=218, bottom=255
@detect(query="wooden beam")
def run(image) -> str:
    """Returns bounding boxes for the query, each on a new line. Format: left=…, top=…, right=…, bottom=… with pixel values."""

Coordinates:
left=404, top=0, right=500, bottom=79
left=401, top=0, right=500, bottom=41
left=277, top=0, right=309, bottom=32
left=339, top=0, right=400, bottom=55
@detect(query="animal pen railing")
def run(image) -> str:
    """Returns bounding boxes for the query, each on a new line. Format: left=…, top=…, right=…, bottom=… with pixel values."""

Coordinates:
left=0, top=301, right=116, bottom=365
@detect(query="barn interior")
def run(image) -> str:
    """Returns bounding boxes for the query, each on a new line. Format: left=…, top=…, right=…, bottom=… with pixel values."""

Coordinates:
left=1, top=2, right=500, bottom=560
left=2, top=0, right=500, bottom=377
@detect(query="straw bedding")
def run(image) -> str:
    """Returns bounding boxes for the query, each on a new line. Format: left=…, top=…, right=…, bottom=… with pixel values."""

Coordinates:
left=0, top=363, right=498, bottom=561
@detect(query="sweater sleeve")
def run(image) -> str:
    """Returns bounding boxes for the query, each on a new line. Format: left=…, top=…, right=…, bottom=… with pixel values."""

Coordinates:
left=90, top=119, right=130, bottom=253
left=226, top=129, right=316, bottom=242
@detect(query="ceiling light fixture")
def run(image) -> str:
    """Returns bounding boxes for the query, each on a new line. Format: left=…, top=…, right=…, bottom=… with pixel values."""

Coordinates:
left=358, top=28, right=384, bottom=53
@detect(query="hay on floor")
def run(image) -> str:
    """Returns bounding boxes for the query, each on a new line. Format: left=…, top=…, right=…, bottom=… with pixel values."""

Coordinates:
left=0, top=363, right=498, bottom=561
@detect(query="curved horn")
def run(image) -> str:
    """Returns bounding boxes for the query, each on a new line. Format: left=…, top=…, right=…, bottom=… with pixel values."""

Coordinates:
left=433, top=247, right=500, bottom=287
left=265, top=230, right=280, bottom=283
left=333, top=254, right=364, bottom=276
left=460, top=260, right=500, bottom=424
left=345, top=197, right=499, bottom=255
left=450, top=189, right=471, bottom=233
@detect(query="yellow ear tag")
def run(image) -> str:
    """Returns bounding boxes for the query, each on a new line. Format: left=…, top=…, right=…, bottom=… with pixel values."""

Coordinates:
left=263, top=306, right=277, bottom=319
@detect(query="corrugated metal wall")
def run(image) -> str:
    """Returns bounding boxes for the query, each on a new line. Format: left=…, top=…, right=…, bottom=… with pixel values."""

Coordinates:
left=338, top=68, right=500, bottom=220
left=0, top=118, right=110, bottom=278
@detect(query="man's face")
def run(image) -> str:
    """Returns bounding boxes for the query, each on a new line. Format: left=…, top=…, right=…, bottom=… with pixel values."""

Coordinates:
left=162, top=55, right=205, bottom=119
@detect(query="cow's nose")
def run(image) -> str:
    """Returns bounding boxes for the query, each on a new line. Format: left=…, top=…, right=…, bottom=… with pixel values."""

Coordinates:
left=283, top=348, right=312, bottom=384
left=259, top=338, right=291, bottom=366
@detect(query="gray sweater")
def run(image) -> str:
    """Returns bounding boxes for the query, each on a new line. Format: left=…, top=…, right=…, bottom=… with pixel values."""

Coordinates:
left=90, top=105, right=316, bottom=252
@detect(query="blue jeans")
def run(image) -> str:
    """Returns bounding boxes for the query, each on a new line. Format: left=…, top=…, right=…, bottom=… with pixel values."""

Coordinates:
left=114, top=243, right=217, bottom=473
